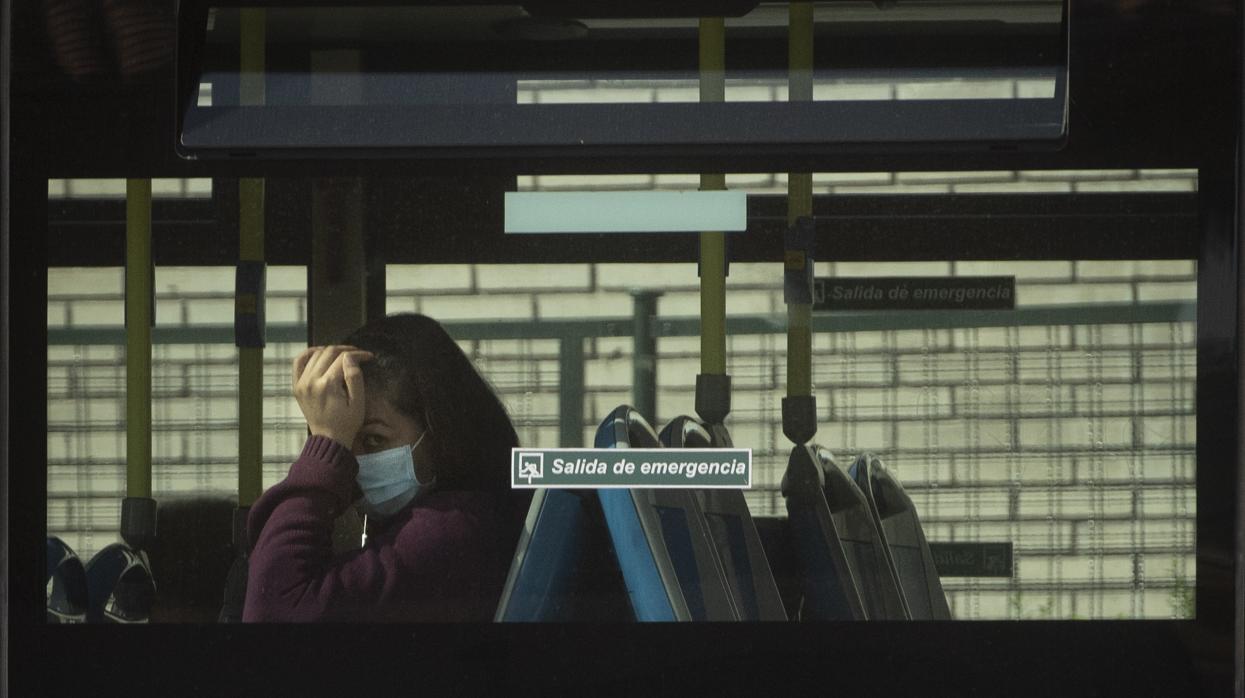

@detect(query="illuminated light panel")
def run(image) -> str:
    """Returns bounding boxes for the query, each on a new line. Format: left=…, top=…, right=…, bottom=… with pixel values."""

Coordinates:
left=504, top=191, right=747, bottom=234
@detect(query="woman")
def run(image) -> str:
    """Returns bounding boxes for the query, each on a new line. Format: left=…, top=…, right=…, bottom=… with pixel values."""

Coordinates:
left=243, top=314, right=531, bottom=622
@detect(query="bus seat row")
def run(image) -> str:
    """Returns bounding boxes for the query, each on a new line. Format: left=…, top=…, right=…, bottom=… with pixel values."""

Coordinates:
left=497, top=404, right=951, bottom=622
left=46, top=537, right=156, bottom=623
left=496, top=406, right=765, bottom=621
left=50, top=409, right=943, bottom=624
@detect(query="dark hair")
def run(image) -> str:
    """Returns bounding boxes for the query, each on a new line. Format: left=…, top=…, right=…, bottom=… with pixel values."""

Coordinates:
left=343, top=313, right=519, bottom=491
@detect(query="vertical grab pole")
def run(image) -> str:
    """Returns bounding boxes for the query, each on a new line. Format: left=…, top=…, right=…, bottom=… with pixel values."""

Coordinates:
left=631, top=290, right=663, bottom=424
left=219, top=9, right=267, bottom=622
left=558, top=337, right=585, bottom=448
left=121, top=179, right=157, bottom=550
left=238, top=187, right=264, bottom=510
left=237, top=7, right=265, bottom=510
left=783, top=2, right=817, bottom=445
left=696, top=17, right=732, bottom=430
left=308, top=50, right=369, bottom=553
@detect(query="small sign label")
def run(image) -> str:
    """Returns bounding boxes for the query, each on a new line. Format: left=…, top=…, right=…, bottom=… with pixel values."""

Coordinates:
left=928, top=542, right=1014, bottom=577
left=813, top=276, right=1016, bottom=311
left=511, top=448, right=752, bottom=489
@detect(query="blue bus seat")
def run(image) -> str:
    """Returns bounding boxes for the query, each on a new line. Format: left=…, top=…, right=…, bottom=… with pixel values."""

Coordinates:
left=595, top=406, right=739, bottom=621
left=84, top=543, right=157, bottom=623
left=780, top=444, right=868, bottom=620
left=494, top=488, right=631, bottom=622
left=848, top=454, right=952, bottom=620
left=815, top=447, right=910, bottom=620
left=46, top=537, right=89, bottom=623
left=659, top=415, right=788, bottom=621
left=496, top=405, right=738, bottom=621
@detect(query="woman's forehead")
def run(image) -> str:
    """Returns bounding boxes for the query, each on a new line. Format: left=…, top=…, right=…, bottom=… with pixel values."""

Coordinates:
left=363, top=389, right=421, bottom=428
left=364, top=391, right=400, bottom=418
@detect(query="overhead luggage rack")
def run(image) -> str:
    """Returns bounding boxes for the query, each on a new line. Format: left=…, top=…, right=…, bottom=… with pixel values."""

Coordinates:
left=175, top=1, right=1068, bottom=164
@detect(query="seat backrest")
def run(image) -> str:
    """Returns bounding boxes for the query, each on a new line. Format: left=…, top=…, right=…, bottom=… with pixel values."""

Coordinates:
left=84, top=543, right=157, bottom=623
left=816, top=447, right=910, bottom=620
left=596, top=406, right=739, bottom=621
left=660, top=415, right=788, bottom=621
left=46, top=537, right=89, bottom=623
left=780, top=444, right=867, bottom=620
left=494, top=488, right=630, bottom=622
left=658, top=415, right=716, bottom=450
left=849, top=454, right=952, bottom=620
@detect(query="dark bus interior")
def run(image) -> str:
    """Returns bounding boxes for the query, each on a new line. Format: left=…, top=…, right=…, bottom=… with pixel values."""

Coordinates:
left=5, top=0, right=1243, bottom=694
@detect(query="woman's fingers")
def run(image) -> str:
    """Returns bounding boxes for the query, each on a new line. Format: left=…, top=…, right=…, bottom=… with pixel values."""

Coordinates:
left=298, top=350, right=373, bottom=448
left=307, top=345, right=348, bottom=379
left=292, top=346, right=321, bottom=388
left=317, top=350, right=374, bottom=396
left=302, top=345, right=364, bottom=384
left=342, top=352, right=367, bottom=403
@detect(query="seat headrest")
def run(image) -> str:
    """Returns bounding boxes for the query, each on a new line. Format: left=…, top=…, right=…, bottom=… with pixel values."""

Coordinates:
left=658, top=415, right=713, bottom=448
left=815, top=448, right=872, bottom=513
left=780, top=443, right=826, bottom=498
left=594, top=405, right=660, bottom=448
left=813, top=445, right=837, bottom=470
left=848, top=454, right=912, bottom=518
left=46, top=537, right=89, bottom=624
left=84, top=543, right=157, bottom=623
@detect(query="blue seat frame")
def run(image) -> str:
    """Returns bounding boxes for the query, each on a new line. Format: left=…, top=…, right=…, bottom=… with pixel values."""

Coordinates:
left=780, top=444, right=868, bottom=620
left=849, top=454, right=952, bottom=620
left=816, top=447, right=910, bottom=620
left=496, top=405, right=738, bottom=621
left=659, top=415, right=788, bottom=621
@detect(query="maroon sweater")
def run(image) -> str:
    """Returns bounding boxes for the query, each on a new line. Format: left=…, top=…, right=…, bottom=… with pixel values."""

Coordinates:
left=243, top=436, right=528, bottom=622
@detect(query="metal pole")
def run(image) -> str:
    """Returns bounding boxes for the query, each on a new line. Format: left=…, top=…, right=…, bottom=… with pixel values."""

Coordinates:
left=631, top=290, right=662, bottom=423
left=787, top=1, right=814, bottom=400
left=125, top=179, right=152, bottom=500
left=696, top=17, right=733, bottom=428
left=305, top=50, right=369, bottom=553
left=559, top=337, right=585, bottom=447
left=121, top=178, right=157, bottom=550
left=783, top=2, right=817, bottom=445
left=238, top=8, right=265, bottom=509
left=699, top=17, right=727, bottom=378
left=309, top=50, right=368, bottom=348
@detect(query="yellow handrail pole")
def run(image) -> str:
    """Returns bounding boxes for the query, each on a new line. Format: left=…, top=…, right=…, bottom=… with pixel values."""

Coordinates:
left=695, top=17, right=733, bottom=430
left=121, top=178, right=159, bottom=550
left=787, top=2, right=813, bottom=400
left=125, top=179, right=153, bottom=501
left=238, top=8, right=265, bottom=507
left=699, top=17, right=727, bottom=378
left=783, top=2, right=817, bottom=445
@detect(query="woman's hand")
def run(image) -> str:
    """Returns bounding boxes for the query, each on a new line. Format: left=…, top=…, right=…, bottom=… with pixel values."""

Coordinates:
left=293, top=345, right=374, bottom=449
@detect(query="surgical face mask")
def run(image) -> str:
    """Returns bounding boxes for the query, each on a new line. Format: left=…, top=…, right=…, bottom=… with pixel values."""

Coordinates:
left=355, top=431, right=430, bottom=518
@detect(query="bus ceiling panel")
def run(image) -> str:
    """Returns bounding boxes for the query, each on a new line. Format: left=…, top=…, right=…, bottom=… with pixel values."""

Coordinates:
left=20, top=3, right=1233, bottom=175
left=179, top=102, right=1068, bottom=148
left=45, top=192, right=1197, bottom=267
left=174, top=1, right=1071, bottom=160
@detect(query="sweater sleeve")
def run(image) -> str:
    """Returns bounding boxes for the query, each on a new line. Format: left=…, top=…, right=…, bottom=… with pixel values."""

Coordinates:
left=242, top=436, right=501, bottom=622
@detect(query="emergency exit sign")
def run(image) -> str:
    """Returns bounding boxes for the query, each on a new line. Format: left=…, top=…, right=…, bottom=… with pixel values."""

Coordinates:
left=813, top=276, right=1016, bottom=311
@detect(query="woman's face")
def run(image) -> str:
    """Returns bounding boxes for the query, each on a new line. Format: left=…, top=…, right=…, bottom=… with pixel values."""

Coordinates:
left=352, top=390, right=435, bottom=484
